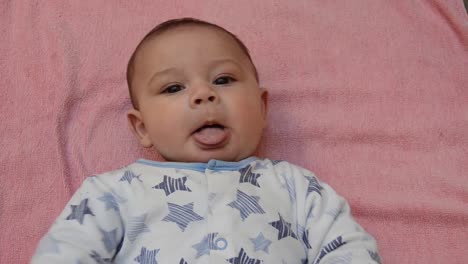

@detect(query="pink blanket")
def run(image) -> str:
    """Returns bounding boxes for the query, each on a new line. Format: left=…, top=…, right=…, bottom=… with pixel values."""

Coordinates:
left=1, top=1, right=467, bottom=263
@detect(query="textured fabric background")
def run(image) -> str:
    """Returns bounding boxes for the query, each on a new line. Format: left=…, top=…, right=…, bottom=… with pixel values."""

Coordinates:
left=1, top=1, right=467, bottom=263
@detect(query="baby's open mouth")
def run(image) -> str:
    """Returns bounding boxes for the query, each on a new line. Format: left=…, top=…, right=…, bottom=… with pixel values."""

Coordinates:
left=192, top=123, right=229, bottom=147
left=194, top=123, right=225, bottom=133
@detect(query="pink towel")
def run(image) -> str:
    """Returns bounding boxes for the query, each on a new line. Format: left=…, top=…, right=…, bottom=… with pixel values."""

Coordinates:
left=1, top=1, right=467, bottom=263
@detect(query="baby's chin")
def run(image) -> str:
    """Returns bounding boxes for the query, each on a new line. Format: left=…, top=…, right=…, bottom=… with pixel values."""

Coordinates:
left=160, top=150, right=254, bottom=163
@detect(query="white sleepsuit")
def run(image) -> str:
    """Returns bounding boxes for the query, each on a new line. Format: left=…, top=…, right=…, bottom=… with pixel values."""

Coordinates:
left=32, top=157, right=381, bottom=264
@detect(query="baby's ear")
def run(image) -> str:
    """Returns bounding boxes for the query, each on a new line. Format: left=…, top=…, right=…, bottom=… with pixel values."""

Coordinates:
left=127, top=109, right=153, bottom=148
left=260, top=88, right=269, bottom=121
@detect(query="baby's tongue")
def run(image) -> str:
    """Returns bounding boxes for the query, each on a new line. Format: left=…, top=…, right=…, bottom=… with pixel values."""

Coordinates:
left=193, top=127, right=228, bottom=146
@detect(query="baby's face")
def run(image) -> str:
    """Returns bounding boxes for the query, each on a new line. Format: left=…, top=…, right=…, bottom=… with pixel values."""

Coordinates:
left=128, top=25, right=267, bottom=162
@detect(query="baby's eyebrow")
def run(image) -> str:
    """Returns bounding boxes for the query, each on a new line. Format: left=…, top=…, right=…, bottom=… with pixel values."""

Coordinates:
left=148, top=67, right=179, bottom=86
left=209, top=58, right=243, bottom=69
left=147, top=58, right=243, bottom=86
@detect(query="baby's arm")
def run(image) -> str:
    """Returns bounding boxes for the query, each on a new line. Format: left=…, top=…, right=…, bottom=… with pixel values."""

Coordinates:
left=31, top=176, right=124, bottom=263
left=300, top=172, right=381, bottom=264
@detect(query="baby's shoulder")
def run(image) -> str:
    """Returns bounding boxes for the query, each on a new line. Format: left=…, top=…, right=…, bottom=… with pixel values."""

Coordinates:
left=253, top=158, right=324, bottom=190
left=255, top=158, right=318, bottom=178
left=81, top=161, right=158, bottom=188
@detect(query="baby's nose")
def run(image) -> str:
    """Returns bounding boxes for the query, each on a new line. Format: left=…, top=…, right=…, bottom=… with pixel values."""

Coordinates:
left=193, top=95, right=216, bottom=105
left=190, top=85, right=219, bottom=107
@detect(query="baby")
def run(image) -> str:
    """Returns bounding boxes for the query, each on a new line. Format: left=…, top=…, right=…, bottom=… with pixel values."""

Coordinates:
left=32, top=18, right=381, bottom=263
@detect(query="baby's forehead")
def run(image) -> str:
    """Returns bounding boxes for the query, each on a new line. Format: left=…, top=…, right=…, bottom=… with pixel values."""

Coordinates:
left=132, top=25, right=255, bottom=78
left=141, top=25, right=246, bottom=57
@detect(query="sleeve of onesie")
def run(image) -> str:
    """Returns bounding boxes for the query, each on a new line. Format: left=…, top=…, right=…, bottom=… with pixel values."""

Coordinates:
left=300, top=171, right=382, bottom=264
left=31, top=176, right=124, bottom=263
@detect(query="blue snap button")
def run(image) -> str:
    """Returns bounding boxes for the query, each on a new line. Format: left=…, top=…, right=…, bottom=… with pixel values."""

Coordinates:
left=207, top=160, right=217, bottom=169
left=214, top=237, right=227, bottom=250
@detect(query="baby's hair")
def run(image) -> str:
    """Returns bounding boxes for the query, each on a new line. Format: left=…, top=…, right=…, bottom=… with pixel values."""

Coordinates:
left=126, top=17, right=259, bottom=110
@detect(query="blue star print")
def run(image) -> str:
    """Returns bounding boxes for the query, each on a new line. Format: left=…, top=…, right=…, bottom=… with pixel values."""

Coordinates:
left=368, top=250, right=382, bottom=264
left=65, top=198, right=94, bottom=224
left=162, top=202, right=204, bottom=231
left=134, top=247, right=160, bottom=264
left=98, top=192, right=126, bottom=212
left=250, top=232, right=272, bottom=253
left=153, top=175, right=192, bottom=196
left=315, top=236, right=347, bottom=264
left=252, top=161, right=269, bottom=171
left=127, top=214, right=150, bottom=242
left=269, top=213, right=298, bottom=240
left=299, top=226, right=312, bottom=249
left=305, top=176, right=322, bottom=196
left=100, top=228, right=119, bottom=252
left=306, top=203, right=315, bottom=219
left=192, top=234, right=213, bottom=258
left=281, top=173, right=297, bottom=204
left=228, top=190, right=265, bottom=221
left=119, top=170, right=141, bottom=184
left=238, top=165, right=262, bottom=187
left=227, top=248, right=261, bottom=264
left=271, top=160, right=284, bottom=165
left=192, top=232, right=227, bottom=258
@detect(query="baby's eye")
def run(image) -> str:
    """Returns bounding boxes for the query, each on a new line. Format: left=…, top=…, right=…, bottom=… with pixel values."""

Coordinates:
left=162, top=84, right=185, bottom=94
left=213, top=76, right=236, bottom=85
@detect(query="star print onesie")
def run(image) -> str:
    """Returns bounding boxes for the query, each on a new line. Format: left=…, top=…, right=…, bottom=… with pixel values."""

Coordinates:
left=32, top=157, right=381, bottom=264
